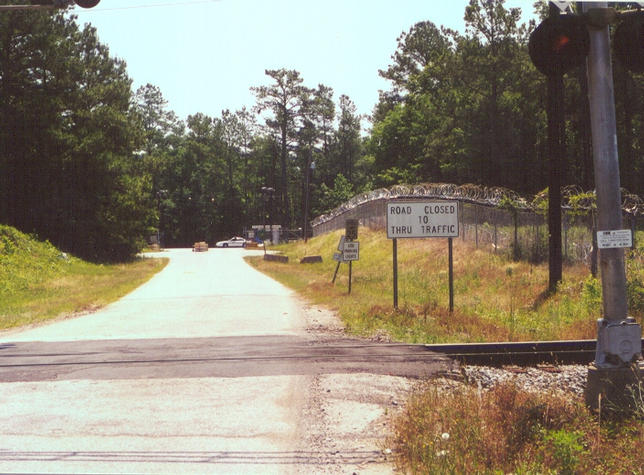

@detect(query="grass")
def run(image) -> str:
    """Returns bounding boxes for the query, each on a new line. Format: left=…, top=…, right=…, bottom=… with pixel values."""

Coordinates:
left=0, top=224, right=168, bottom=330
left=388, top=380, right=644, bottom=474
left=248, top=227, right=644, bottom=473
left=248, top=227, right=643, bottom=343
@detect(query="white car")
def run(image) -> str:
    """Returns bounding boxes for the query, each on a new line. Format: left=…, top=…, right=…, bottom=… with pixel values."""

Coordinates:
left=215, top=236, right=247, bottom=248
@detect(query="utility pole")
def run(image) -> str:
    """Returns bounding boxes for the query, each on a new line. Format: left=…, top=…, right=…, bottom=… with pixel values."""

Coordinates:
left=547, top=3, right=564, bottom=292
left=582, top=2, right=641, bottom=412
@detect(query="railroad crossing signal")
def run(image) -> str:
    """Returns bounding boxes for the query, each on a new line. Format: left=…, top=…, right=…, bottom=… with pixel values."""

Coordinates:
left=529, top=5, right=644, bottom=77
left=528, top=13, right=589, bottom=77
left=74, top=0, right=100, bottom=7
left=614, top=11, right=644, bottom=73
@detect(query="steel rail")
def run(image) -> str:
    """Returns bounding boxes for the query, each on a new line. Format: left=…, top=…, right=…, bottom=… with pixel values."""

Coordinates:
left=1, top=339, right=642, bottom=369
left=0, top=353, right=448, bottom=369
left=424, top=339, right=644, bottom=366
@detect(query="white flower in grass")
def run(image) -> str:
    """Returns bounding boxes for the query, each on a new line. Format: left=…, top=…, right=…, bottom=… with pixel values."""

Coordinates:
left=441, top=432, right=450, bottom=441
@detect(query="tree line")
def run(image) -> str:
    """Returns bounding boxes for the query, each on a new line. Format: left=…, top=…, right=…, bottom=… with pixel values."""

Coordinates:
left=1, top=1, right=642, bottom=261
left=370, top=1, right=643, bottom=196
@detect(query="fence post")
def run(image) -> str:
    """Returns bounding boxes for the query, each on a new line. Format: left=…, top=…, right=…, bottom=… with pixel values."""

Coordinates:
left=563, top=212, right=569, bottom=261
left=461, top=202, right=466, bottom=242
left=513, top=211, right=519, bottom=261
left=475, top=205, right=479, bottom=248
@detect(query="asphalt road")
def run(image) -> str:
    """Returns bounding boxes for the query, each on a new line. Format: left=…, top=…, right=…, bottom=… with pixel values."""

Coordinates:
left=0, top=336, right=449, bottom=382
left=0, top=249, right=452, bottom=474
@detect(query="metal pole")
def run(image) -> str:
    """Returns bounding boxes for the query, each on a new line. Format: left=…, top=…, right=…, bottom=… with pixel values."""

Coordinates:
left=582, top=4, right=640, bottom=390
left=332, top=261, right=341, bottom=284
left=393, top=238, right=398, bottom=309
left=303, top=152, right=311, bottom=243
left=474, top=206, right=479, bottom=248
left=585, top=3, right=628, bottom=322
left=448, top=237, right=454, bottom=313
left=348, top=261, right=352, bottom=295
left=547, top=4, right=564, bottom=291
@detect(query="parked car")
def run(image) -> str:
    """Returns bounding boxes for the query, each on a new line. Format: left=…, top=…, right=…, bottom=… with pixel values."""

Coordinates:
left=215, top=236, right=247, bottom=248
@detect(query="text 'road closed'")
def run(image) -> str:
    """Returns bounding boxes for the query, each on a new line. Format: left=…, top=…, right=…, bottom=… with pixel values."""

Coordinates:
left=386, top=201, right=459, bottom=239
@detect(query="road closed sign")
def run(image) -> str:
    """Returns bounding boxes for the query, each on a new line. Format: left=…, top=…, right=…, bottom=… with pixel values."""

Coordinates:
left=387, top=201, right=459, bottom=239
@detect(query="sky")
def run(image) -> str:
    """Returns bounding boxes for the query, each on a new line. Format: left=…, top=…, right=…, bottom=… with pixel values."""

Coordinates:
left=69, top=0, right=539, bottom=125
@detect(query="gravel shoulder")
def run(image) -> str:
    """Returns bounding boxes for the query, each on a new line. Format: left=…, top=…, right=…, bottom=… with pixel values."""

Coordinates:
left=294, top=300, right=592, bottom=474
left=294, top=302, right=415, bottom=474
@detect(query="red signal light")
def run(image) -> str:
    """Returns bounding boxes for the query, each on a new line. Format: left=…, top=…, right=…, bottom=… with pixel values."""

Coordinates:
left=554, top=34, right=571, bottom=52
left=529, top=15, right=589, bottom=77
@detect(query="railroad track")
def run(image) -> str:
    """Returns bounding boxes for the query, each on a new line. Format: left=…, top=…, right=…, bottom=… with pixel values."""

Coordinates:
left=2, top=337, right=643, bottom=383
left=425, top=339, right=644, bottom=366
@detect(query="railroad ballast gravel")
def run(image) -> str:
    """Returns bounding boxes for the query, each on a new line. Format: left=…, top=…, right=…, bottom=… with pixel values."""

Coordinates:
left=461, top=364, right=588, bottom=397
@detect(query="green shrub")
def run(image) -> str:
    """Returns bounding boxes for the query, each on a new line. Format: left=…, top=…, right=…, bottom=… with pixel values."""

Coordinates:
left=626, top=247, right=644, bottom=314
left=539, top=429, right=587, bottom=474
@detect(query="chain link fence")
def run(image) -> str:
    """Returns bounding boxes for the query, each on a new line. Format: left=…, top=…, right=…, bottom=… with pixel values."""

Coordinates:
left=311, top=184, right=643, bottom=265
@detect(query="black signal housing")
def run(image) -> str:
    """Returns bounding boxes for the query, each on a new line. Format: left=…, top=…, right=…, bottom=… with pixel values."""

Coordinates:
left=529, top=14, right=590, bottom=77
left=614, top=11, right=644, bottom=73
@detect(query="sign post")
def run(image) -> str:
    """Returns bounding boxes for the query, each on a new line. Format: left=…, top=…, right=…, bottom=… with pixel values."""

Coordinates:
left=344, top=220, right=359, bottom=295
left=448, top=237, right=454, bottom=313
left=331, top=236, right=345, bottom=284
left=387, top=201, right=459, bottom=311
left=331, top=220, right=361, bottom=293
left=393, top=238, right=399, bottom=309
left=343, top=238, right=359, bottom=295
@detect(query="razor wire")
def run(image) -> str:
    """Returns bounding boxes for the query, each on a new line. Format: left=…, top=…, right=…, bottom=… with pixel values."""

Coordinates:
left=311, top=183, right=643, bottom=228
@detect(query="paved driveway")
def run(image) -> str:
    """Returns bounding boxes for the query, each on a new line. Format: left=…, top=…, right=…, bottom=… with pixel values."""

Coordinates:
left=0, top=249, right=452, bottom=474
left=1, top=248, right=304, bottom=342
left=0, top=249, right=313, bottom=474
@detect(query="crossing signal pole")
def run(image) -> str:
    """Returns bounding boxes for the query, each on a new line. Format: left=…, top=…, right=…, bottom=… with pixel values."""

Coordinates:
left=529, top=3, right=589, bottom=293
left=582, top=2, right=641, bottom=412
left=529, top=2, right=642, bottom=412
left=530, top=3, right=587, bottom=292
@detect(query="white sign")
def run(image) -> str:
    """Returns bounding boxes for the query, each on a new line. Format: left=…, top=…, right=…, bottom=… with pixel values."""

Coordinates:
left=387, top=201, right=459, bottom=239
left=597, top=229, right=632, bottom=249
left=343, top=241, right=359, bottom=261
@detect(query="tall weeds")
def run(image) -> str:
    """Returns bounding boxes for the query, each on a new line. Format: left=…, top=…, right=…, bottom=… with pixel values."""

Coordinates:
left=1, top=225, right=167, bottom=329
left=390, top=381, right=644, bottom=474
left=250, top=227, right=643, bottom=343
